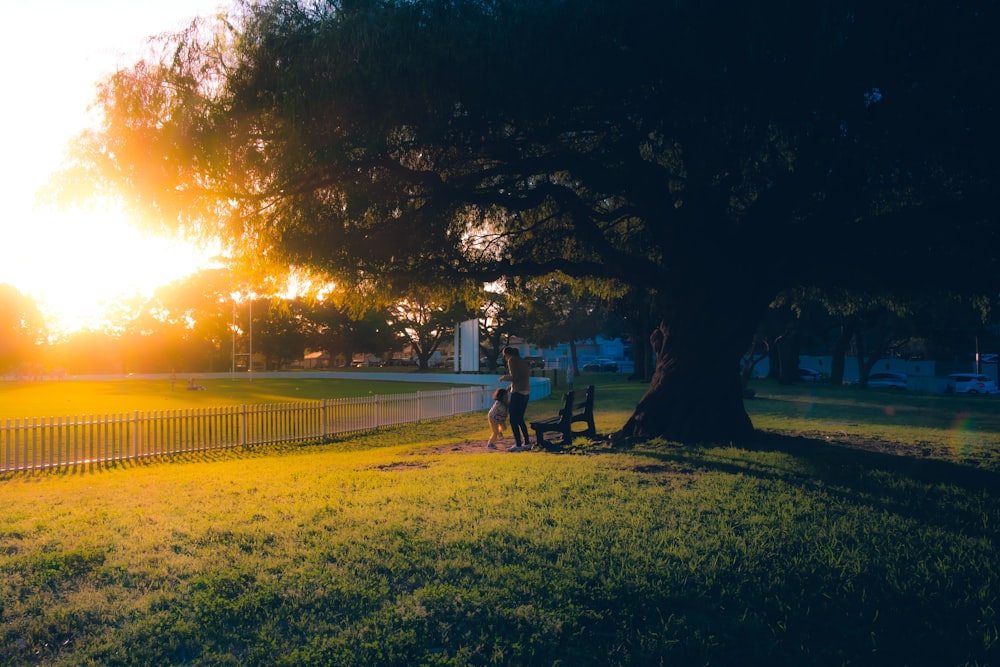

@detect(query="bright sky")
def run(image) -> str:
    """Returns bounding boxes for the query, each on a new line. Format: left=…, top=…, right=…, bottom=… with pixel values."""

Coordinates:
left=0, top=1, right=231, bottom=333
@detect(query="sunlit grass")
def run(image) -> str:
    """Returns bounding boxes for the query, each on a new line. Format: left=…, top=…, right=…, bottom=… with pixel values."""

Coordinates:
left=0, top=375, right=997, bottom=665
left=0, top=378, right=469, bottom=419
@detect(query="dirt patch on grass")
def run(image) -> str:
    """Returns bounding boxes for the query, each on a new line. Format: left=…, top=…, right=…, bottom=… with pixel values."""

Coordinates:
left=410, top=437, right=613, bottom=457
left=411, top=440, right=522, bottom=455
left=632, top=463, right=695, bottom=475
left=366, top=460, right=432, bottom=471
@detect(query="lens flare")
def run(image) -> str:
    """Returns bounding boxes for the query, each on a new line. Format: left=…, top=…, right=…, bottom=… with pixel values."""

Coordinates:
left=947, top=412, right=977, bottom=460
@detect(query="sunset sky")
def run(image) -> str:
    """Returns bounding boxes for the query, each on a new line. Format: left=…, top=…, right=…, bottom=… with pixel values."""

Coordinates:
left=0, top=1, right=232, bottom=332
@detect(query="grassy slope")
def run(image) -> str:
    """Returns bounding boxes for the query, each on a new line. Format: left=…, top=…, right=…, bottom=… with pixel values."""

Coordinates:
left=0, top=377, right=997, bottom=666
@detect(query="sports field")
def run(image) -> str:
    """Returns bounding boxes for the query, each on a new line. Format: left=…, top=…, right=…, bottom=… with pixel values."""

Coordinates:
left=0, top=376, right=473, bottom=420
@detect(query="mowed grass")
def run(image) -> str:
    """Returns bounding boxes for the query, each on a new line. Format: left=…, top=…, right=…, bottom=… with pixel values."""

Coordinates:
left=0, top=376, right=998, bottom=666
left=0, top=377, right=470, bottom=419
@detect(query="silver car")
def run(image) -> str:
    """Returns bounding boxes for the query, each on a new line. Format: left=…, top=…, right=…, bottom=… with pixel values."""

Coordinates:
left=868, top=372, right=908, bottom=390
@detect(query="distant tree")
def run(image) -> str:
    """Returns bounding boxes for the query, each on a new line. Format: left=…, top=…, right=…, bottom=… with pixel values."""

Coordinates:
left=740, top=334, right=770, bottom=390
left=252, top=298, right=312, bottom=370
left=306, top=293, right=406, bottom=366
left=350, top=308, right=404, bottom=364
left=611, top=287, right=657, bottom=382
left=0, top=285, right=45, bottom=375
left=514, top=276, right=613, bottom=374
left=142, top=268, right=239, bottom=372
left=49, top=330, right=123, bottom=376
left=477, top=286, right=523, bottom=372
left=63, top=0, right=1000, bottom=443
left=788, top=288, right=990, bottom=385
left=305, top=299, right=355, bottom=367
left=388, top=287, right=476, bottom=370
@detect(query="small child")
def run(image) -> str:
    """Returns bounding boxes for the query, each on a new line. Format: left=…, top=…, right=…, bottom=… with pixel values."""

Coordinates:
left=487, top=387, right=510, bottom=449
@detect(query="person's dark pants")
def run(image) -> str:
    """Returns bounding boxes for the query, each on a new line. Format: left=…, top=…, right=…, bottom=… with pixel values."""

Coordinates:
left=509, top=391, right=530, bottom=446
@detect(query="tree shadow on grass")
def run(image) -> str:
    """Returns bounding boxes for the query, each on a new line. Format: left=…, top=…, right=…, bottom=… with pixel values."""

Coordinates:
left=745, top=430, right=999, bottom=493
left=620, top=431, right=1000, bottom=543
left=603, top=432, right=1000, bottom=667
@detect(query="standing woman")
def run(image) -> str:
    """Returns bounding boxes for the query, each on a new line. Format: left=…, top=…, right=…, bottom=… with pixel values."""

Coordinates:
left=499, top=347, right=532, bottom=451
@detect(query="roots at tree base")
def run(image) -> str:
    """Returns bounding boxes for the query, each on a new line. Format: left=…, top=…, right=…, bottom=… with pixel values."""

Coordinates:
left=611, top=319, right=757, bottom=446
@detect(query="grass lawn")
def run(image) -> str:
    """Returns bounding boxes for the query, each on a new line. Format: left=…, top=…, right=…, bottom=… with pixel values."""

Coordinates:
left=0, top=376, right=997, bottom=665
left=0, top=377, right=472, bottom=419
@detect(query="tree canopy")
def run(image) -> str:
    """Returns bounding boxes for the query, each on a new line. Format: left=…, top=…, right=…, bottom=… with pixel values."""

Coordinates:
left=0, top=284, right=45, bottom=374
left=63, top=0, right=1000, bottom=442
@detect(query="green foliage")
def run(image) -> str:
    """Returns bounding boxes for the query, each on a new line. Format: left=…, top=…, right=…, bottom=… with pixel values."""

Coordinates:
left=387, top=285, right=478, bottom=369
left=509, top=274, right=618, bottom=350
left=64, top=0, right=1000, bottom=297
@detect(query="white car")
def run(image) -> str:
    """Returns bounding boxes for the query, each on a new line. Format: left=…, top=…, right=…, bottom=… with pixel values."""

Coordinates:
left=867, top=372, right=908, bottom=390
left=946, top=373, right=999, bottom=395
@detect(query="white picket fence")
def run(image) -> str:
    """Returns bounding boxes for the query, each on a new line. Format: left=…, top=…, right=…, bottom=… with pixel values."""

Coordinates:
left=0, top=386, right=492, bottom=473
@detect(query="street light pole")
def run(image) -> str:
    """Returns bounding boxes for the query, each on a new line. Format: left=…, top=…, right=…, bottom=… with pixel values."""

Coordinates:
left=231, top=293, right=253, bottom=381
left=248, top=297, right=253, bottom=382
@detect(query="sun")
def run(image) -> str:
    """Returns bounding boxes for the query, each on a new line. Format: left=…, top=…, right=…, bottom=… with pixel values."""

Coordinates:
left=5, top=205, right=218, bottom=334
left=0, top=0, right=234, bottom=335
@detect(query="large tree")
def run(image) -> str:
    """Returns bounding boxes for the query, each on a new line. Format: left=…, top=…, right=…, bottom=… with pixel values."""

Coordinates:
left=63, top=0, right=1000, bottom=443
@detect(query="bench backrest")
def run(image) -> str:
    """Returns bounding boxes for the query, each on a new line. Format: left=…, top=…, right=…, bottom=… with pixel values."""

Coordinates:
left=558, top=391, right=576, bottom=420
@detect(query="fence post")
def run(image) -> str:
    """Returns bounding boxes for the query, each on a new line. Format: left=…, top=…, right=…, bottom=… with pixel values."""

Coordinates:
left=32, top=417, right=38, bottom=472
left=240, top=405, right=248, bottom=447
left=132, top=410, right=140, bottom=461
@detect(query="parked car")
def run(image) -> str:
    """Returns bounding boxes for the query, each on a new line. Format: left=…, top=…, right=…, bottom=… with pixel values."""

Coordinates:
left=867, top=372, right=908, bottom=390
left=946, top=373, right=999, bottom=395
left=380, top=358, right=416, bottom=367
left=524, top=356, right=547, bottom=369
left=798, top=367, right=826, bottom=382
left=583, top=358, right=619, bottom=372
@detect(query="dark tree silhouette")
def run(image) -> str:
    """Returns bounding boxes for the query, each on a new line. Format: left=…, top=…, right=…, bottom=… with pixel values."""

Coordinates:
left=62, top=0, right=1000, bottom=442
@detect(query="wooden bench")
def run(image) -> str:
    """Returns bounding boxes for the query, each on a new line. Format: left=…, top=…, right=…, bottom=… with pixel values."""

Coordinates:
left=530, top=385, right=596, bottom=449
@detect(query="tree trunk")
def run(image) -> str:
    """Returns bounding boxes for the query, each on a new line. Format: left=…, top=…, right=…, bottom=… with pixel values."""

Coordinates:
left=627, top=307, right=655, bottom=382
left=740, top=345, right=768, bottom=388
left=416, top=350, right=432, bottom=370
left=776, top=330, right=800, bottom=384
left=767, top=345, right=781, bottom=380
left=853, top=332, right=867, bottom=383
left=628, top=329, right=647, bottom=381
left=568, top=340, right=580, bottom=374
left=613, top=291, right=765, bottom=445
left=829, top=321, right=854, bottom=386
